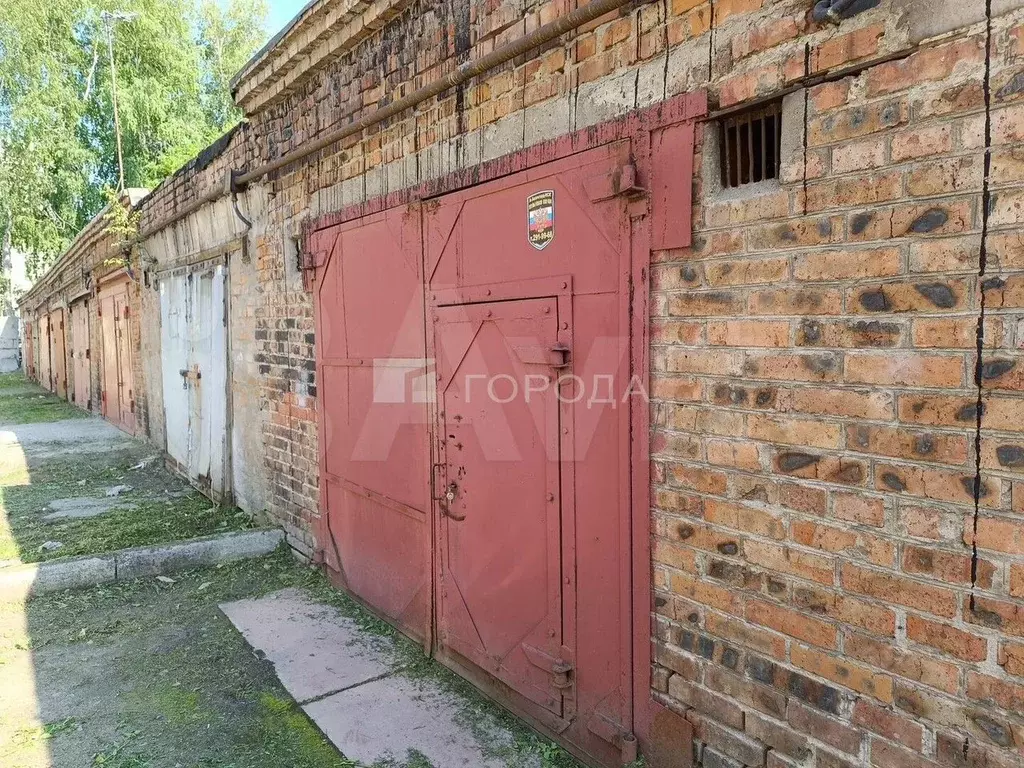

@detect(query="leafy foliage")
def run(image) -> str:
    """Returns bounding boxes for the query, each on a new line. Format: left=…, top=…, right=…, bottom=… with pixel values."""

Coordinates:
left=0, top=0, right=268, bottom=278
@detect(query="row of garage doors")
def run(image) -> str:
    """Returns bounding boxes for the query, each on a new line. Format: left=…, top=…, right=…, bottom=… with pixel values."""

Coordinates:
left=25, top=267, right=232, bottom=502
left=25, top=274, right=136, bottom=434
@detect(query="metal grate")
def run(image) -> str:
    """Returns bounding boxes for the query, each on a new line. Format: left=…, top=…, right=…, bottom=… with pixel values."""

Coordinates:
left=719, top=100, right=783, bottom=189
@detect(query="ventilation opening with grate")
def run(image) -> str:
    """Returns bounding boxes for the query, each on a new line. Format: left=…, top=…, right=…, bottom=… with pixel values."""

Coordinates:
left=720, top=100, right=783, bottom=189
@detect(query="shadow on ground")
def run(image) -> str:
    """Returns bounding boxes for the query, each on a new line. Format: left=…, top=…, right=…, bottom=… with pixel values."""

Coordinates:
left=0, top=375, right=251, bottom=566
left=0, top=372, right=586, bottom=768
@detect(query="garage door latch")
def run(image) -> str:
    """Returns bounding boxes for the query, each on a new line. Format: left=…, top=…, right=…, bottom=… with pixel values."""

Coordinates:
left=523, top=644, right=574, bottom=690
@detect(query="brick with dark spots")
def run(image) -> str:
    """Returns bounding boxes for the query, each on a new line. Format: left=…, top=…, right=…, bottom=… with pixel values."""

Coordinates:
left=678, top=630, right=695, bottom=652
left=697, top=635, right=716, bottom=660
left=910, top=208, right=948, bottom=233
left=982, top=276, right=1007, bottom=291
left=850, top=320, right=900, bottom=347
left=720, top=647, right=740, bottom=670
left=787, top=671, right=842, bottom=715
left=914, top=434, right=936, bottom=456
left=859, top=289, right=890, bottom=312
left=956, top=402, right=981, bottom=422
left=981, top=359, right=1016, bottom=379
left=971, top=605, right=1003, bottom=628
left=996, top=70, right=1024, bottom=99
left=777, top=452, right=820, bottom=472
left=746, top=656, right=776, bottom=685
left=961, top=476, right=990, bottom=498
left=779, top=226, right=797, bottom=242
left=799, top=320, right=822, bottom=345
left=686, top=612, right=699, bottom=624
left=882, top=472, right=906, bottom=491
left=802, top=354, right=839, bottom=374
left=817, top=218, right=832, bottom=238
left=677, top=524, right=695, bottom=540
left=853, top=427, right=870, bottom=449
left=971, top=714, right=1012, bottom=748
left=794, top=587, right=828, bottom=614
left=742, top=484, right=769, bottom=502
left=654, top=595, right=668, bottom=608
left=717, top=541, right=739, bottom=556
left=680, top=265, right=698, bottom=282
left=914, top=282, right=957, bottom=308
left=766, top=578, right=787, bottom=595
left=832, top=462, right=865, bottom=484
left=851, top=212, right=874, bottom=235
left=754, top=388, right=777, bottom=407
left=996, top=445, right=1024, bottom=467
left=708, top=559, right=744, bottom=584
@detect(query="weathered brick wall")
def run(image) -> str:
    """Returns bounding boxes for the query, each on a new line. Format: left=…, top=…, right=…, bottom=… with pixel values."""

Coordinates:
left=648, top=6, right=1024, bottom=768
left=116, top=0, right=1024, bottom=763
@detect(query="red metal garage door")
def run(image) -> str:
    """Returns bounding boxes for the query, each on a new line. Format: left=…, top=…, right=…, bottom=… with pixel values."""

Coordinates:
left=99, top=276, right=136, bottom=434
left=23, top=321, right=34, bottom=381
left=310, top=91, right=702, bottom=767
left=312, top=207, right=431, bottom=642
left=38, top=313, right=52, bottom=392
left=70, top=299, right=91, bottom=410
left=49, top=308, right=68, bottom=400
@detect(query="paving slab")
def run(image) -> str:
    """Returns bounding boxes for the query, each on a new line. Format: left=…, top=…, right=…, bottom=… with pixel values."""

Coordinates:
left=220, top=587, right=396, bottom=702
left=221, top=587, right=520, bottom=768
left=41, top=497, right=138, bottom=522
left=304, top=675, right=509, bottom=768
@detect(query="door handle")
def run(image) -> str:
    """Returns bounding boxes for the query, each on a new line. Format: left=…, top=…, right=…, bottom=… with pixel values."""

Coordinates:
left=551, top=343, right=571, bottom=370
left=441, top=482, right=465, bottom=521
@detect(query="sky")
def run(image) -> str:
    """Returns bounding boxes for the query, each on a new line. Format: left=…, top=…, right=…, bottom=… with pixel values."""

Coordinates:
left=265, top=0, right=311, bottom=36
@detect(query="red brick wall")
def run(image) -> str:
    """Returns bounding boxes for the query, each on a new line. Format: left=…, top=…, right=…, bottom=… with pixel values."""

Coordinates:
left=109, top=0, right=1024, bottom=763
left=649, top=7, right=1024, bottom=768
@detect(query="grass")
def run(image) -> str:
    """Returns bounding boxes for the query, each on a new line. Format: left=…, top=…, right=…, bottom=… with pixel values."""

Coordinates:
left=0, top=551, right=584, bottom=768
left=0, top=390, right=88, bottom=425
left=0, top=424, right=252, bottom=564
left=0, top=372, right=88, bottom=425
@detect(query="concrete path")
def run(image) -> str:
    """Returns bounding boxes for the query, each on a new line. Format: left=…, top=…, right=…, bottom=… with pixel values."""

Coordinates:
left=221, top=588, right=521, bottom=767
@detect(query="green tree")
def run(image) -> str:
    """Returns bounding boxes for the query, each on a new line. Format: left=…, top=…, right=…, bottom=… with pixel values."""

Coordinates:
left=0, top=0, right=267, bottom=278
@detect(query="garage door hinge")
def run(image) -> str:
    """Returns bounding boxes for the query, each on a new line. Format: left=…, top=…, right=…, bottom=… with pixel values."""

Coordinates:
left=584, top=162, right=644, bottom=202
left=587, top=713, right=638, bottom=763
left=300, top=248, right=327, bottom=293
left=299, top=249, right=326, bottom=273
left=523, top=644, right=574, bottom=690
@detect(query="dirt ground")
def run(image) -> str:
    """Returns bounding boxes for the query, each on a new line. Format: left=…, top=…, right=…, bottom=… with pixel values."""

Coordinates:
left=0, top=373, right=585, bottom=768
left=0, top=374, right=251, bottom=565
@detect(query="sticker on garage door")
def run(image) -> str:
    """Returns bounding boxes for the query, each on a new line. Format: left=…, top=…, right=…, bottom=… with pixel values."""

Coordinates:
left=527, top=190, right=554, bottom=250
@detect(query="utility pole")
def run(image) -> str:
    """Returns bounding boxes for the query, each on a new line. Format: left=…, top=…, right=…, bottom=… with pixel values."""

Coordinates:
left=100, top=11, right=138, bottom=192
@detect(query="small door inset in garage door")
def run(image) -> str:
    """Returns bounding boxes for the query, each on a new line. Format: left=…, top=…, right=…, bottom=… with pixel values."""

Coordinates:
left=434, top=296, right=571, bottom=718
left=160, top=266, right=229, bottom=499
